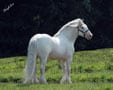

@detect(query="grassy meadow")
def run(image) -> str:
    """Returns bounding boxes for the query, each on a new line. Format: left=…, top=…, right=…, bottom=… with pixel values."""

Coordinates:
left=0, top=48, right=113, bottom=90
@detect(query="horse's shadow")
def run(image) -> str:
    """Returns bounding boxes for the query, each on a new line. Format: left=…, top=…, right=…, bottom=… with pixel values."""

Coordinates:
left=0, top=78, right=22, bottom=84
left=0, top=77, right=61, bottom=86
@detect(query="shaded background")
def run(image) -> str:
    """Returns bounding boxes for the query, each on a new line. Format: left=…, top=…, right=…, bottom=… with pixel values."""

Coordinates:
left=0, top=0, right=113, bottom=57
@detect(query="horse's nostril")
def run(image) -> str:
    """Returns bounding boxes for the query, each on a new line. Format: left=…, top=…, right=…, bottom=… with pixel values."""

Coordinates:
left=90, top=34, right=93, bottom=38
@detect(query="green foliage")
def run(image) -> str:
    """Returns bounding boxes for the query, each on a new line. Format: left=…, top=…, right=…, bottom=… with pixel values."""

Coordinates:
left=0, top=48, right=113, bottom=90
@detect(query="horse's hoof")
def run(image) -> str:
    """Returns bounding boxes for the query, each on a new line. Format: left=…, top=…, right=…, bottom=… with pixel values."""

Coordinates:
left=39, top=80, right=47, bottom=84
left=23, top=78, right=39, bottom=84
left=32, top=79, right=39, bottom=83
left=39, top=81, right=47, bottom=84
left=68, top=80, right=72, bottom=84
left=23, top=80, right=31, bottom=84
left=60, top=80, right=72, bottom=84
left=23, top=80, right=27, bottom=84
left=60, top=77, right=72, bottom=84
left=39, top=78, right=47, bottom=84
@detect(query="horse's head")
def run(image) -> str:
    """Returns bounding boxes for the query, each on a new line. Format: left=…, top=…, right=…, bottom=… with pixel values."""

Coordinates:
left=78, top=19, right=93, bottom=40
left=69, top=18, right=93, bottom=40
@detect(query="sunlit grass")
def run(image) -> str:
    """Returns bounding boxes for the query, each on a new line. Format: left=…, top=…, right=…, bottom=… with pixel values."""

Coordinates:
left=0, top=48, right=113, bottom=90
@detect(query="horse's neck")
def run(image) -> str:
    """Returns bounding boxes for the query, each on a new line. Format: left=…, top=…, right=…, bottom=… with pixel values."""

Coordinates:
left=54, top=27, right=78, bottom=44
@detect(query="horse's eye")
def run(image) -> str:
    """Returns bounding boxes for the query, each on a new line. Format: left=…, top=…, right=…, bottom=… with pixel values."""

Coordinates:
left=81, top=26, right=84, bottom=29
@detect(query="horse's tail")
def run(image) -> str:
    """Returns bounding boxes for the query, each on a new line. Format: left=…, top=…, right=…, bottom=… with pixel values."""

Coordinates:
left=24, top=39, right=37, bottom=83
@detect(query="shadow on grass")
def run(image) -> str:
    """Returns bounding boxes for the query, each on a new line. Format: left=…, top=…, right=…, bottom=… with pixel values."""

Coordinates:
left=0, top=78, right=22, bottom=83
left=0, top=77, right=61, bottom=84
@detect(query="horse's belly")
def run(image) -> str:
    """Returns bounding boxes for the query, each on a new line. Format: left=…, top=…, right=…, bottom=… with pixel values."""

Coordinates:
left=49, top=53, right=64, bottom=60
left=48, top=49, right=68, bottom=60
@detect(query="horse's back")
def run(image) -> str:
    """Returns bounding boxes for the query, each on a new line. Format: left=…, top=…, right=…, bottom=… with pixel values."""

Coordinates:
left=31, top=34, right=51, bottom=40
left=29, top=34, right=52, bottom=43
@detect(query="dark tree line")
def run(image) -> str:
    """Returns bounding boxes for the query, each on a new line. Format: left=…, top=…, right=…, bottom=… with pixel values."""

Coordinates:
left=0, top=0, right=113, bottom=57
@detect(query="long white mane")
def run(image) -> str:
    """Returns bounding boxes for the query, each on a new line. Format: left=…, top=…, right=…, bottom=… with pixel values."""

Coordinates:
left=54, top=18, right=83, bottom=37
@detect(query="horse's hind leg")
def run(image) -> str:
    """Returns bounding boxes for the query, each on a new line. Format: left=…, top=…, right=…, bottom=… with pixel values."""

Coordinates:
left=24, top=52, right=39, bottom=84
left=30, top=54, right=39, bottom=83
left=39, top=55, right=48, bottom=83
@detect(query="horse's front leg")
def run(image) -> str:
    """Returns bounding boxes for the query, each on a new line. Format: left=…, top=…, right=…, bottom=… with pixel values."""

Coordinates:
left=60, top=57, right=72, bottom=84
left=39, top=56, right=48, bottom=84
left=66, top=58, right=72, bottom=83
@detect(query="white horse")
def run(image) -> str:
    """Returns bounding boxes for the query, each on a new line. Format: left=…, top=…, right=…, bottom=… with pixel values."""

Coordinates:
left=24, top=18, right=93, bottom=84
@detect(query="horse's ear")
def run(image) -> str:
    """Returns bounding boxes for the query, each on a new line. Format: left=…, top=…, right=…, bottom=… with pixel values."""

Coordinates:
left=81, top=18, right=84, bottom=22
left=78, top=19, right=83, bottom=26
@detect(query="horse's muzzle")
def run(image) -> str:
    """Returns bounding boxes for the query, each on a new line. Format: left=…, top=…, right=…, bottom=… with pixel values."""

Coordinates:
left=85, top=31, right=93, bottom=40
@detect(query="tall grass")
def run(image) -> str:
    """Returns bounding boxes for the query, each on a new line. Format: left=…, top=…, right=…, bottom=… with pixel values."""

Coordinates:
left=0, top=48, right=113, bottom=90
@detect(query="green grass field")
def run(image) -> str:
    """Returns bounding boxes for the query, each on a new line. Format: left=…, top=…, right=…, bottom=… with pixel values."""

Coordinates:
left=0, top=48, right=113, bottom=90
